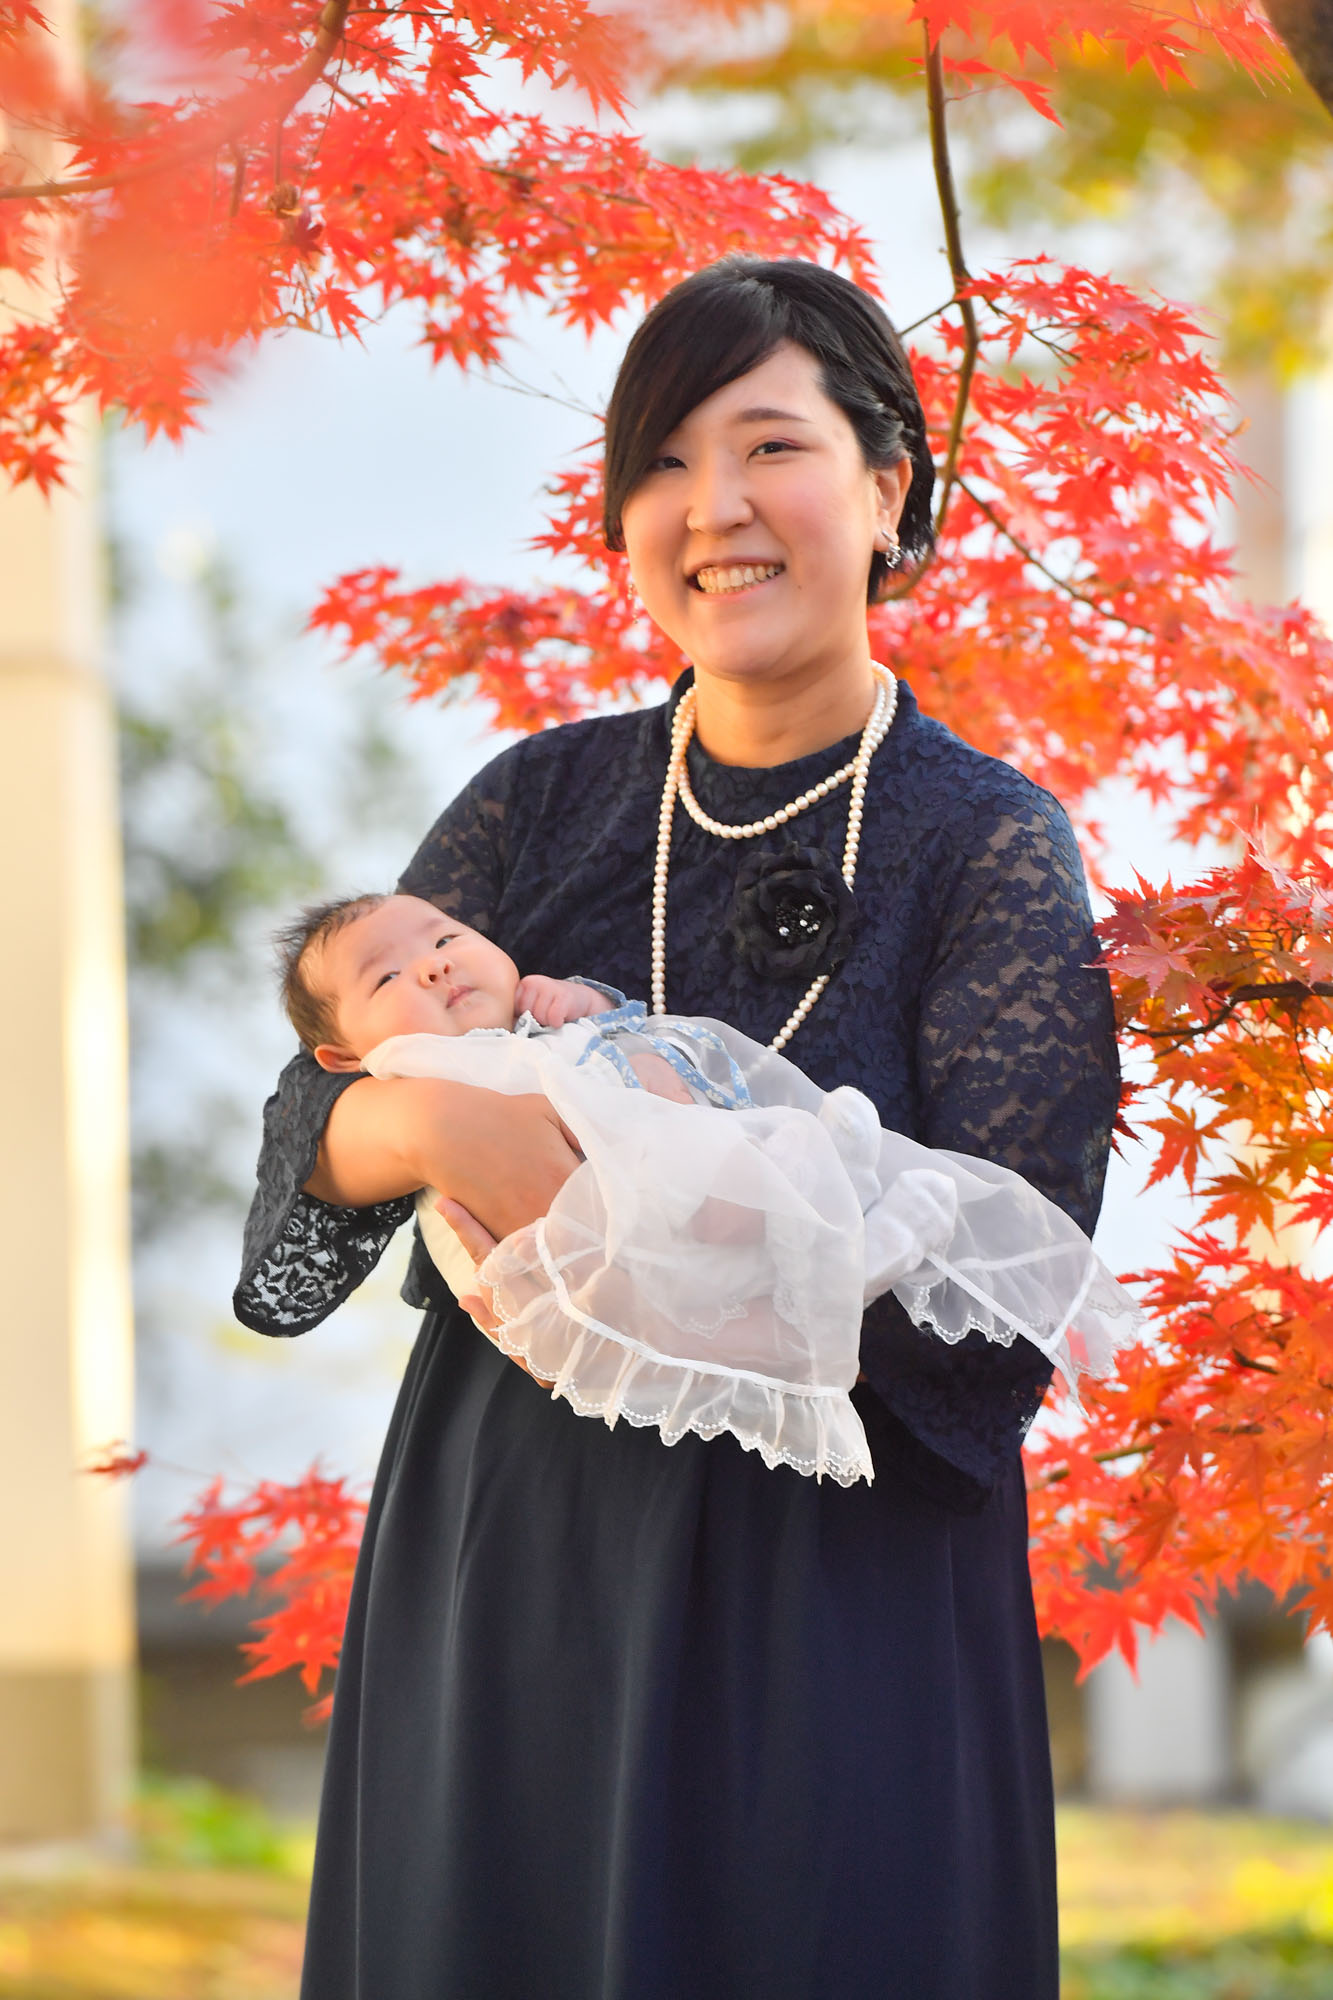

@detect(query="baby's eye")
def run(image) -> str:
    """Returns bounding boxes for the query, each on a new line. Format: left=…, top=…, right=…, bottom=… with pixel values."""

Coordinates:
left=435, top=933, right=457, bottom=947
left=374, top=970, right=398, bottom=991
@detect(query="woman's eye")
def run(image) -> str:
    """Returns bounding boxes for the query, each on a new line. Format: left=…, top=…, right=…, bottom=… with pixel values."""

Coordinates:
left=646, top=452, right=685, bottom=473
left=753, top=439, right=796, bottom=457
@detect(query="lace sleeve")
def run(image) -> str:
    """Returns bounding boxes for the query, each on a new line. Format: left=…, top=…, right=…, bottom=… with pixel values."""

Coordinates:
left=859, top=789, right=1120, bottom=1499
left=233, top=757, right=515, bottom=1337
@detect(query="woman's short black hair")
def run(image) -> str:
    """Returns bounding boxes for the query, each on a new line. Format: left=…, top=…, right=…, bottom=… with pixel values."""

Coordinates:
left=603, top=258, right=935, bottom=600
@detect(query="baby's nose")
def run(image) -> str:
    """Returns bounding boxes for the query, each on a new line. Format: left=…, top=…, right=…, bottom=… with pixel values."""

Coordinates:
left=419, top=947, right=451, bottom=982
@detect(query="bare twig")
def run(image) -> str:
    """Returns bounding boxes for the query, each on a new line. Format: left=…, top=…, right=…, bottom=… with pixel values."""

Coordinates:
left=490, top=362, right=600, bottom=419
left=923, top=24, right=978, bottom=537
left=0, top=0, right=352, bottom=203
left=1232, top=1348, right=1281, bottom=1375
left=1035, top=1440, right=1155, bottom=1487
left=897, top=295, right=959, bottom=338
left=1132, top=980, right=1333, bottom=1043
left=958, top=476, right=1159, bottom=638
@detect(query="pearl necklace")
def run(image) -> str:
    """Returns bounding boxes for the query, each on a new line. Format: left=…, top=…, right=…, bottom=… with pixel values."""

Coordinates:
left=651, top=665, right=898, bottom=1052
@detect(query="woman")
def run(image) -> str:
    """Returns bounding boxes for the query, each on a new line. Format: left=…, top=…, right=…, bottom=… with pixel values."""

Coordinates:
left=237, top=258, right=1118, bottom=1999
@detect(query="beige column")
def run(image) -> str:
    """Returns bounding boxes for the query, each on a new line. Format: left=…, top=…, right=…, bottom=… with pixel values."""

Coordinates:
left=0, top=8, right=137, bottom=1844
left=1230, top=371, right=1289, bottom=606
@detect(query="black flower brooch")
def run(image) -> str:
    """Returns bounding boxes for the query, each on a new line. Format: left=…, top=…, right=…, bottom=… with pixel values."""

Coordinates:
left=727, top=843, right=858, bottom=982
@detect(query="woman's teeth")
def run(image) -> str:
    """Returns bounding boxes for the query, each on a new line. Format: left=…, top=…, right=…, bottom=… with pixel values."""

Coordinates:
left=693, top=563, right=783, bottom=595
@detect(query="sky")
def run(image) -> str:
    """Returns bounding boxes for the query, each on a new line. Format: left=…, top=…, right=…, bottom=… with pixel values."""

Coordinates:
left=107, top=99, right=1331, bottom=1559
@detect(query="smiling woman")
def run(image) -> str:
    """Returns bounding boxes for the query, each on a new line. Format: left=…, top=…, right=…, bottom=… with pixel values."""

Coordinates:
left=606, top=264, right=934, bottom=765
left=235, top=258, right=1119, bottom=2000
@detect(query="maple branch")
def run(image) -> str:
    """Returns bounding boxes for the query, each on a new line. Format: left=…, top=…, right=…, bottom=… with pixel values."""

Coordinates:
left=1034, top=1440, right=1155, bottom=1487
left=1132, top=979, right=1333, bottom=1042
left=1264, top=0, right=1333, bottom=117
left=0, top=0, right=352, bottom=204
left=923, top=24, right=978, bottom=537
left=958, top=477, right=1159, bottom=638
left=1232, top=1348, right=1281, bottom=1375
left=897, top=295, right=959, bottom=338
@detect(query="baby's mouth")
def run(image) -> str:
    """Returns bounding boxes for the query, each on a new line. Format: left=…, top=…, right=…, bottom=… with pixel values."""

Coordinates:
left=444, top=983, right=473, bottom=1008
left=690, top=562, right=784, bottom=596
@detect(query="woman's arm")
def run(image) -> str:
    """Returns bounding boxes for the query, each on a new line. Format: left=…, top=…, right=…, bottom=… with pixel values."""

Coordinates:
left=308, top=1074, right=581, bottom=1242
left=859, top=788, right=1119, bottom=1502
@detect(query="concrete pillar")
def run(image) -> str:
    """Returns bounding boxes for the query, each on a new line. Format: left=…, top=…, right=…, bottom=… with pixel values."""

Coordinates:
left=1084, top=1617, right=1231, bottom=1804
left=0, top=10, right=137, bottom=1844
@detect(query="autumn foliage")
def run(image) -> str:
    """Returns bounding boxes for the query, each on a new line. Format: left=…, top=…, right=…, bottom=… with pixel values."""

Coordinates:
left=1029, top=840, right=1333, bottom=1667
left=176, top=1471, right=367, bottom=1722
left=10, top=0, right=1332, bottom=1700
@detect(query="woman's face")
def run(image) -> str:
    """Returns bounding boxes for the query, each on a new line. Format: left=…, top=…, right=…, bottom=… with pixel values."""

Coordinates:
left=619, top=341, right=910, bottom=692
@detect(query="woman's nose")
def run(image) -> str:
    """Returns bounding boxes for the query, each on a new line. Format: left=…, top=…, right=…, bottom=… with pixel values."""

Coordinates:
left=684, top=453, right=753, bottom=537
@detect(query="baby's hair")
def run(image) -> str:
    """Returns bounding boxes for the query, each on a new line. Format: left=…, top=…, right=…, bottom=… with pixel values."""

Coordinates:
left=275, top=892, right=390, bottom=1051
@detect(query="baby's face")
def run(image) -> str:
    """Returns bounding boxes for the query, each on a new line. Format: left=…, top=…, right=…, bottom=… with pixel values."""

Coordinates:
left=312, top=895, right=521, bottom=1069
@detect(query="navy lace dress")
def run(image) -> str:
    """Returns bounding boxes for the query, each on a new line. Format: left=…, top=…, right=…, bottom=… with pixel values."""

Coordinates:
left=236, top=675, right=1117, bottom=2000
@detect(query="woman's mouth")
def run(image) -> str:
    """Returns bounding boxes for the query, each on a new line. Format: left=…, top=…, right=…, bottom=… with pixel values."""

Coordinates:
left=691, top=562, right=784, bottom=596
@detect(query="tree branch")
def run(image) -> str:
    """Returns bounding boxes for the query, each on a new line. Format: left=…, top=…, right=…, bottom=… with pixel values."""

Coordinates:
left=1263, top=1, right=1333, bottom=118
left=1034, top=1440, right=1155, bottom=1487
left=0, top=0, right=352, bottom=204
left=1131, top=979, right=1333, bottom=1042
left=924, top=24, right=978, bottom=536
left=958, top=476, right=1159, bottom=637
left=1232, top=1347, right=1281, bottom=1375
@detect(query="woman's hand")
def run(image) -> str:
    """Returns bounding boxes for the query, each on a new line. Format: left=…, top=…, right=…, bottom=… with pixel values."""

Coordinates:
left=307, top=1077, right=581, bottom=1240
left=440, top=1196, right=555, bottom=1388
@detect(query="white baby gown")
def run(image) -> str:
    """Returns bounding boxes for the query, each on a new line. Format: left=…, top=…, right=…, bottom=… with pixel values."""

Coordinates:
left=362, top=1002, right=1142, bottom=1486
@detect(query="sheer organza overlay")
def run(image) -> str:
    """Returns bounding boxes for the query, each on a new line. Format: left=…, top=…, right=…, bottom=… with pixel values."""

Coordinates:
left=364, top=1006, right=1140, bottom=1485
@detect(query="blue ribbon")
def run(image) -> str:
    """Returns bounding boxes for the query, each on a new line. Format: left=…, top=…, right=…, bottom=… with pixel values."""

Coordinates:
left=574, top=996, right=752, bottom=1110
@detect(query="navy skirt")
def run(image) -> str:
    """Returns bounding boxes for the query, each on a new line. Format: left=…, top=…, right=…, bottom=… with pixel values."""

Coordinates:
left=299, top=1301, right=1058, bottom=1999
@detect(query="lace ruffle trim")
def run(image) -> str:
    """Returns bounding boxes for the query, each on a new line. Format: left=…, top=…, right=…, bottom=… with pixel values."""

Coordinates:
left=477, top=1244, right=874, bottom=1488
left=896, top=1252, right=1146, bottom=1410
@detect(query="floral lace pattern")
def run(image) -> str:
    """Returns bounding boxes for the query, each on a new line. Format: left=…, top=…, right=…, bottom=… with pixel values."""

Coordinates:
left=234, top=675, right=1119, bottom=1489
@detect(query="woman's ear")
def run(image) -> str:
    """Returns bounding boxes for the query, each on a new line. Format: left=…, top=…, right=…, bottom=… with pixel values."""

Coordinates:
left=872, top=457, right=912, bottom=542
left=314, top=1043, right=363, bottom=1073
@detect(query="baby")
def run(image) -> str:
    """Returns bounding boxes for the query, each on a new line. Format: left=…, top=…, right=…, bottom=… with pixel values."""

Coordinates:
left=277, top=891, right=1141, bottom=1486
left=280, top=889, right=690, bottom=1099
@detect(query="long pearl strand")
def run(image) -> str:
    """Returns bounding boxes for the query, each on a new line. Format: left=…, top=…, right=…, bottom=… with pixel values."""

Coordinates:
left=651, top=665, right=898, bottom=1053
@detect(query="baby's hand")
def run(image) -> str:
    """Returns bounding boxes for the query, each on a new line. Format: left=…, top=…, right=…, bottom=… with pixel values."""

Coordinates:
left=629, top=1051, right=696, bottom=1105
left=516, top=974, right=614, bottom=1029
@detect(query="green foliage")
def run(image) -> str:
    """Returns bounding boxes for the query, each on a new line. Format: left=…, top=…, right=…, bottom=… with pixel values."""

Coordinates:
left=130, top=1773, right=300, bottom=1874
left=115, top=549, right=325, bottom=1245
left=118, top=557, right=321, bottom=982
left=672, top=7, right=1333, bottom=373
left=129, top=1109, right=255, bottom=1228
left=963, top=52, right=1333, bottom=378
left=1062, top=1929, right=1333, bottom=1998
left=113, top=531, right=426, bottom=1249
